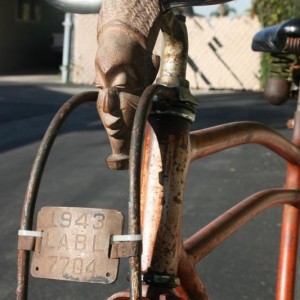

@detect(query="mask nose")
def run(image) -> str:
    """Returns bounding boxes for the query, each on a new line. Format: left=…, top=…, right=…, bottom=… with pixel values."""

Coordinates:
left=102, top=88, right=120, bottom=115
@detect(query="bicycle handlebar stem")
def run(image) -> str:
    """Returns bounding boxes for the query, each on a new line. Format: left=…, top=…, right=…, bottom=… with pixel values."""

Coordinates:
left=138, top=12, right=199, bottom=293
left=155, top=11, right=198, bottom=122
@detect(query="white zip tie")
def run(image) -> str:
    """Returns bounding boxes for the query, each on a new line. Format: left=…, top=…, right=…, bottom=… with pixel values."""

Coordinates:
left=111, top=234, right=142, bottom=243
left=18, top=230, right=43, bottom=238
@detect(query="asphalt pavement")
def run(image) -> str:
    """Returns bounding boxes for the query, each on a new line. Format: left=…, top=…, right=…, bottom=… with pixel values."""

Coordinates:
left=0, top=75, right=298, bottom=299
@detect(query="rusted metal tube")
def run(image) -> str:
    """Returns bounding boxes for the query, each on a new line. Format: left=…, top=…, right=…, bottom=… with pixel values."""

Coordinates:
left=184, top=189, right=300, bottom=264
left=276, top=204, right=300, bottom=300
left=128, top=84, right=177, bottom=299
left=158, top=11, right=188, bottom=87
left=190, top=121, right=300, bottom=165
left=176, top=248, right=209, bottom=300
left=276, top=111, right=300, bottom=300
left=141, top=115, right=191, bottom=277
left=154, top=11, right=198, bottom=123
left=17, top=91, right=98, bottom=300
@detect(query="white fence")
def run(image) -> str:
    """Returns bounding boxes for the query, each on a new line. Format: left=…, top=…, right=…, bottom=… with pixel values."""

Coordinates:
left=71, top=15, right=261, bottom=91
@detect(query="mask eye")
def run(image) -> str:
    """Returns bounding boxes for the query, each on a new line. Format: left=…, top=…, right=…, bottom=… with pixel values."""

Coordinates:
left=109, top=67, right=139, bottom=88
left=94, top=71, right=106, bottom=89
left=110, top=72, right=128, bottom=87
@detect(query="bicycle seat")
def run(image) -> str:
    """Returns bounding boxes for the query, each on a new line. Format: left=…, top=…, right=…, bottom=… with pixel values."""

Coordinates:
left=252, top=18, right=300, bottom=53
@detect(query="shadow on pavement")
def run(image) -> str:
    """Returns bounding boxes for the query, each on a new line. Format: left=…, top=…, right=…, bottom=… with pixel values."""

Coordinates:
left=0, top=83, right=103, bottom=153
left=1, top=84, right=296, bottom=154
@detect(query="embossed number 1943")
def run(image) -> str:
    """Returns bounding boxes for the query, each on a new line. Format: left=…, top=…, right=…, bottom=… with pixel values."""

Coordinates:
left=31, top=207, right=124, bottom=284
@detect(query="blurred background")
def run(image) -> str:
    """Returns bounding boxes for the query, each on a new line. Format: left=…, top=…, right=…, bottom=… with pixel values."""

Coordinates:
left=1, top=0, right=298, bottom=91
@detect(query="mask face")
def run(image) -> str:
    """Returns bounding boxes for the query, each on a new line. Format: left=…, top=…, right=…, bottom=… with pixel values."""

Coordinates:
left=97, top=88, right=140, bottom=170
left=98, top=88, right=136, bottom=140
left=95, top=27, right=159, bottom=170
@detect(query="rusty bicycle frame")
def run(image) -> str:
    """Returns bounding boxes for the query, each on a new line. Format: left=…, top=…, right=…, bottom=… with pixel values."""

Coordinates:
left=17, top=1, right=300, bottom=299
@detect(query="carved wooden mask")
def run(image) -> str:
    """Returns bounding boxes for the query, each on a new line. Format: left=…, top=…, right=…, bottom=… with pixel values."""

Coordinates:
left=95, top=0, right=162, bottom=170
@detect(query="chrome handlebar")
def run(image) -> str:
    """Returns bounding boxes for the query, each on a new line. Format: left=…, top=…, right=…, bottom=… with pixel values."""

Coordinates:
left=44, top=0, right=101, bottom=14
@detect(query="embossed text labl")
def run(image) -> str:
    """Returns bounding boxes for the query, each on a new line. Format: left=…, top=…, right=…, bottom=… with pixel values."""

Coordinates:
left=31, top=207, right=124, bottom=284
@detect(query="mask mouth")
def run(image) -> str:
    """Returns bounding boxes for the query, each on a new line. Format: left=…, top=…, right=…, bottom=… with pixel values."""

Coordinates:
left=104, top=116, right=123, bottom=130
left=104, top=120, right=128, bottom=139
left=44, top=0, right=102, bottom=14
left=98, top=87, right=141, bottom=138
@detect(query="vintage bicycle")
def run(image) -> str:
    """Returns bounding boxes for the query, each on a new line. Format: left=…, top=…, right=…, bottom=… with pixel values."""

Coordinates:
left=16, top=0, right=300, bottom=299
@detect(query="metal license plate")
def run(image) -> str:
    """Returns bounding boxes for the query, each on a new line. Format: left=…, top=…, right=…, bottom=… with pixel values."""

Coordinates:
left=31, top=207, right=124, bottom=284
